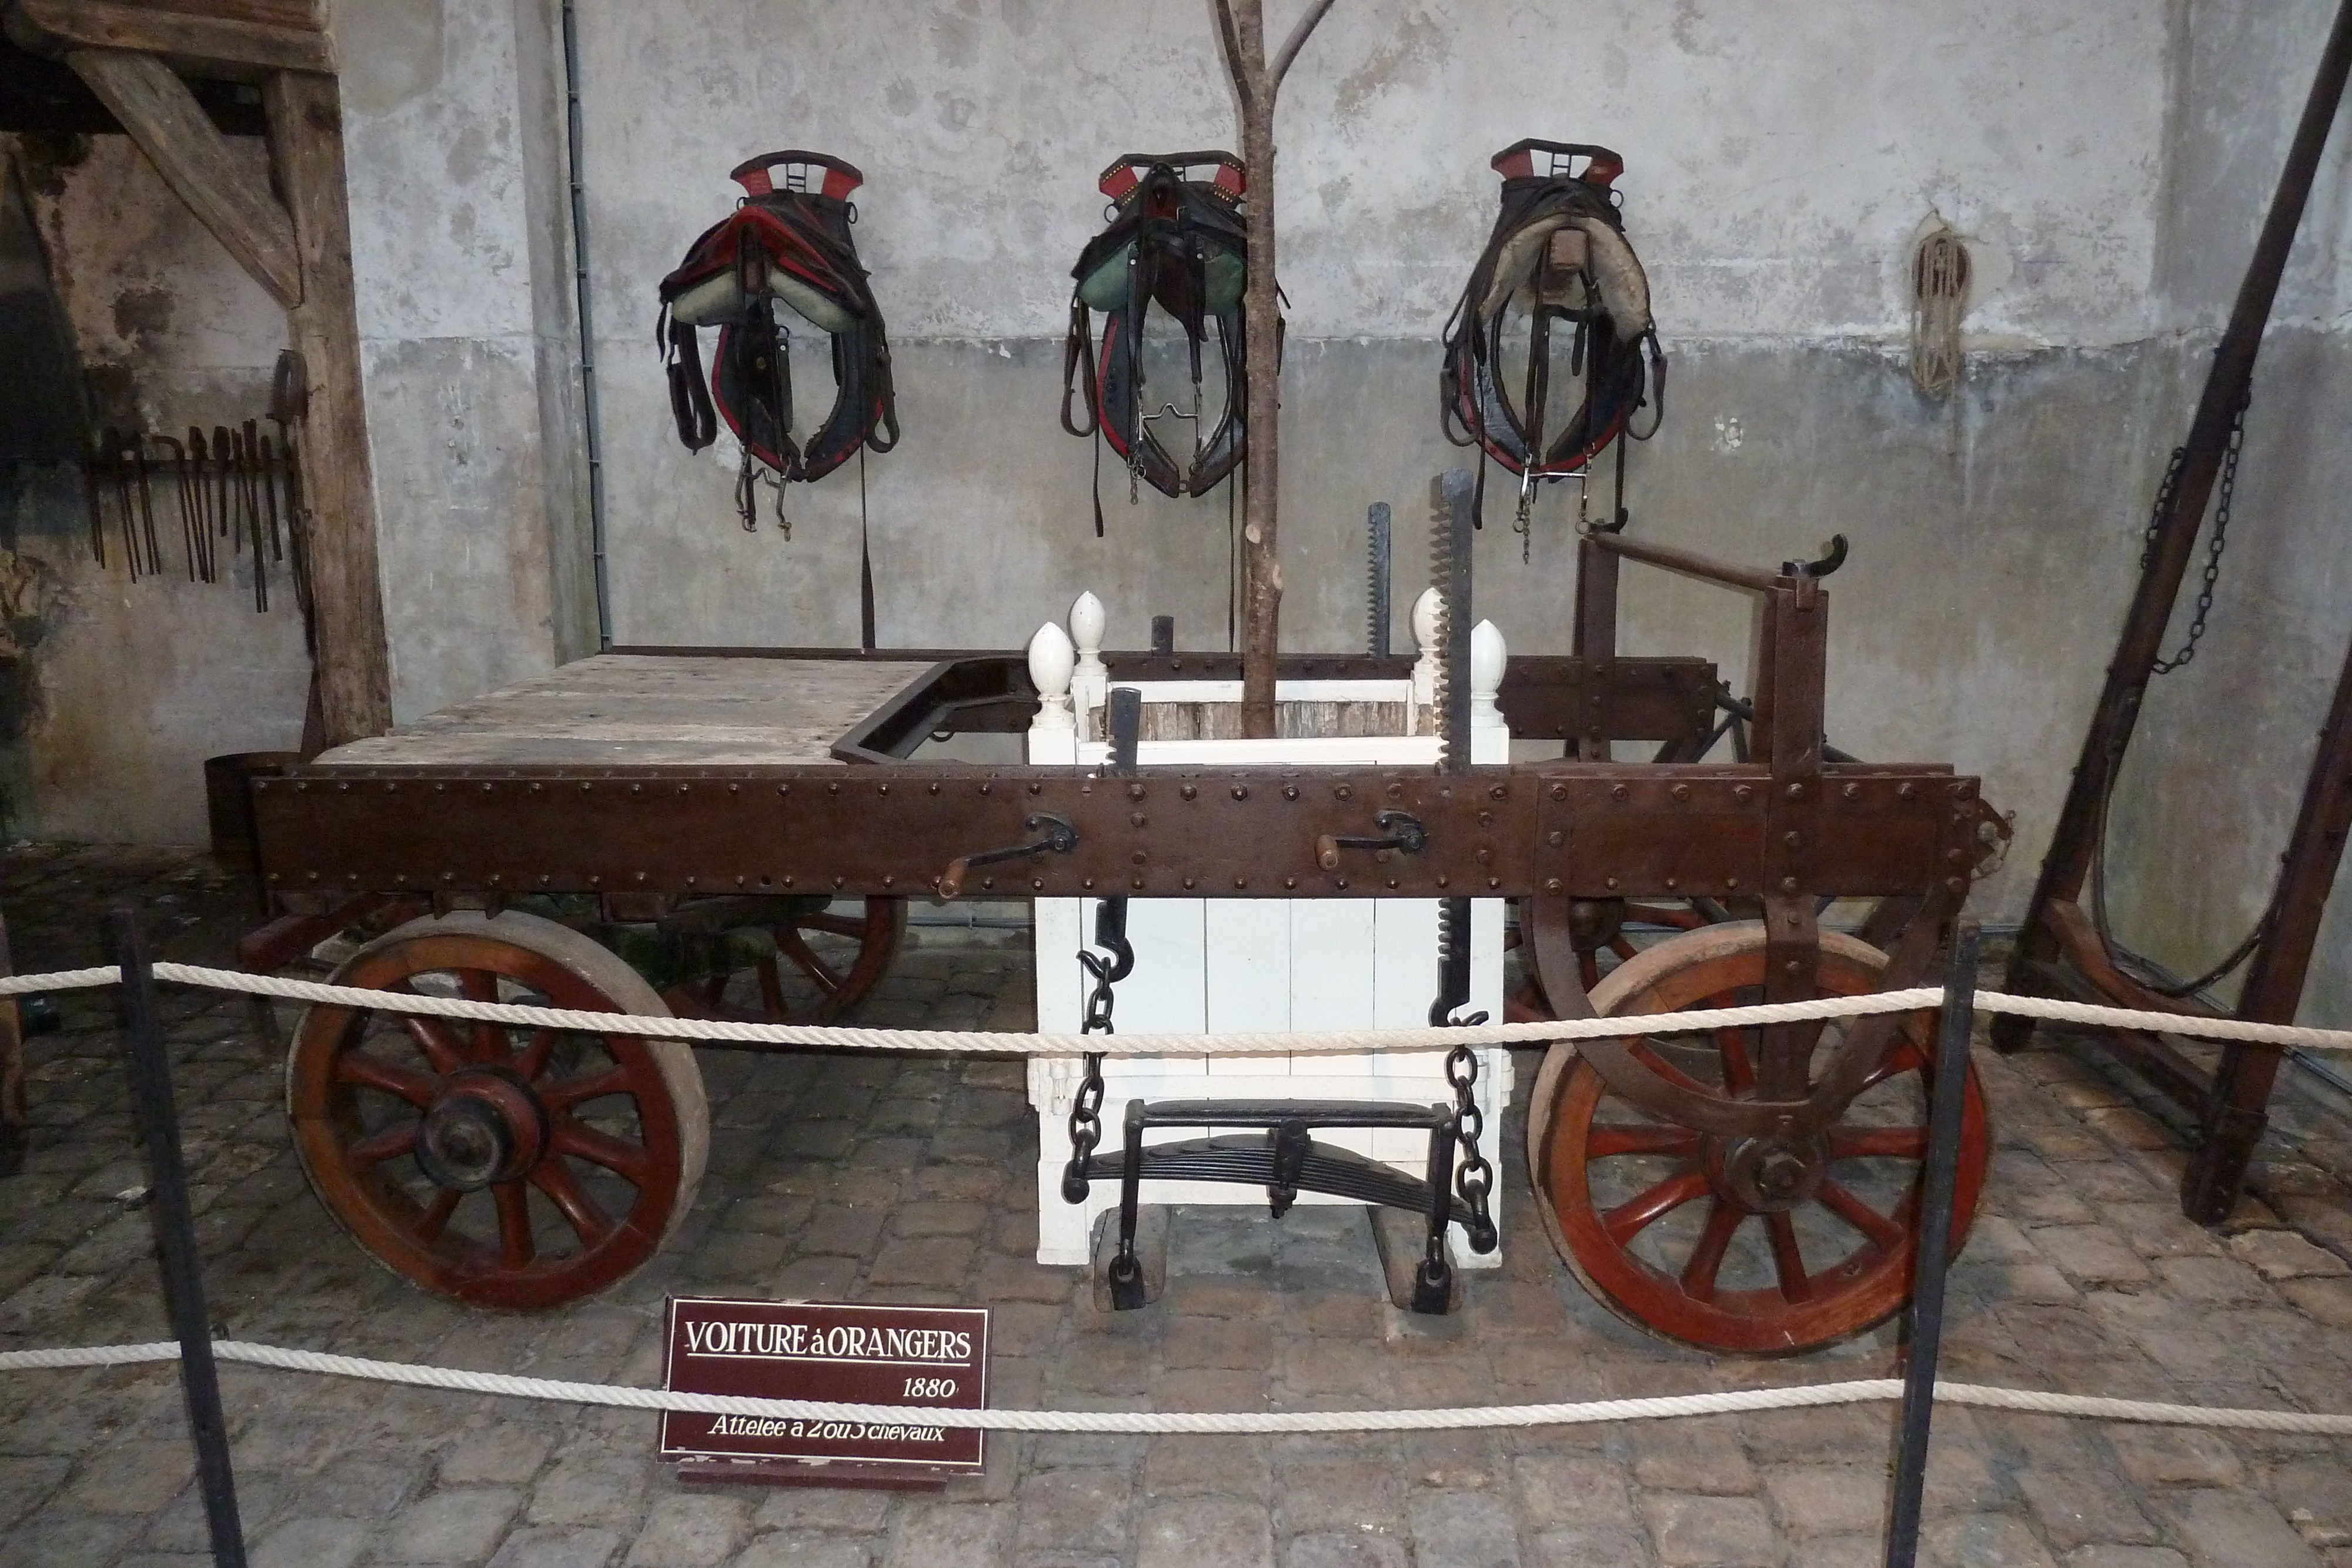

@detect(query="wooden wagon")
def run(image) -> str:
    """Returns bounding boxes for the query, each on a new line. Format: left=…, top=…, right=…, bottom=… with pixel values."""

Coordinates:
left=242, top=526, right=2008, bottom=1353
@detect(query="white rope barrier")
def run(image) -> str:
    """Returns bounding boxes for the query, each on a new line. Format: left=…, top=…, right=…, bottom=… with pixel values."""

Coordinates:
left=2, top=1338, right=2346, bottom=1436
left=11, top=958, right=2352, bottom=1057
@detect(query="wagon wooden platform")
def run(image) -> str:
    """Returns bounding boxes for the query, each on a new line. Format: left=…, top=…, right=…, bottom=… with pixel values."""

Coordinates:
left=315, top=654, right=943, bottom=770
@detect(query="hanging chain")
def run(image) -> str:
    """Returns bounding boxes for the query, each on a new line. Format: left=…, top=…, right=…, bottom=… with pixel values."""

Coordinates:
left=1060, top=950, right=1115, bottom=1201
left=2142, top=403, right=2247, bottom=676
left=1444, top=1042, right=1494, bottom=1235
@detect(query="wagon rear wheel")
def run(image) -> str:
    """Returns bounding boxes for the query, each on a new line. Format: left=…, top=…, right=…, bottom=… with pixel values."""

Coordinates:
left=1525, top=921, right=1989, bottom=1354
left=658, top=895, right=907, bottom=1025
left=287, top=910, right=709, bottom=1310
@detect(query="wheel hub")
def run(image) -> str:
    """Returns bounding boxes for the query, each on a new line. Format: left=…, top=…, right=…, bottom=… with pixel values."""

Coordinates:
left=415, top=1067, right=549, bottom=1192
left=1712, top=1133, right=1826, bottom=1214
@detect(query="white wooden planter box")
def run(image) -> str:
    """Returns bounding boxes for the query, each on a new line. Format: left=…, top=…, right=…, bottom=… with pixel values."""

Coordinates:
left=1024, top=592, right=1512, bottom=1268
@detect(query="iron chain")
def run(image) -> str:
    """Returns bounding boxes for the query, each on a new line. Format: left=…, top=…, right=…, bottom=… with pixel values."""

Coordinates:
left=1445, top=1042, right=1495, bottom=1222
left=2141, top=403, right=2246, bottom=676
left=1062, top=950, right=1117, bottom=1199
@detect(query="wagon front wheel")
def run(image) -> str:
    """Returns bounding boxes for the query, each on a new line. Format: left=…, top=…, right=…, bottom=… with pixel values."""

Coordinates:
left=286, top=910, right=709, bottom=1310
left=1525, top=921, right=1989, bottom=1354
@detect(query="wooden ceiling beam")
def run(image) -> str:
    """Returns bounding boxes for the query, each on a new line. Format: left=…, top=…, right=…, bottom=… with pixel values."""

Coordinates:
left=66, top=47, right=300, bottom=306
left=5, top=0, right=330, bottom=78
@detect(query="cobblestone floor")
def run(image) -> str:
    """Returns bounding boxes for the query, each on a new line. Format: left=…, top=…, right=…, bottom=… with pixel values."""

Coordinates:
left=3, top=843, right=2352, bottom=1567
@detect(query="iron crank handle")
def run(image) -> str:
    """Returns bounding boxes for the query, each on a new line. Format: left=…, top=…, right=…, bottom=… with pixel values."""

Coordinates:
left=1314, top=810, right=1428, bottom=872
left=939, top=813, right=1077, bottom=900
left=1783, top=534, right=1847, bottom=579
left=1592, top=531, right=1853, bottom=594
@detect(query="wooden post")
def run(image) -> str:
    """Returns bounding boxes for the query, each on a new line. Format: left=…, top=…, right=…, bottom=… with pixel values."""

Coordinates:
left=1213, top=0, right=1336, bottom=738
left=263, top=69, right=393, bottom=743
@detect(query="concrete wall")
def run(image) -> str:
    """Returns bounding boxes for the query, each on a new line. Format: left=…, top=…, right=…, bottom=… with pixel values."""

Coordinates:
left=339, top=0, right=595, bottom=720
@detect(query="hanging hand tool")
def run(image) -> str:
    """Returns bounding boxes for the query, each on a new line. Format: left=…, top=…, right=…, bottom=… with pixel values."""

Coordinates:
left=247, top=420, right=280, bottom=564
left=1365, top=500, right=1392, bottom=656
left=132, top=439, right=162, bottom=576
left=186, top=427, right=213, bottom=571
left=270, top=351, right=315, bottom=636
left=151, top=434, right=196, bottom=582
left=232, top=426, right=267, bottom=611
left=212, top=425, right=239, bottom=572
left=82, top=432, right=108, bottom=570
left=111, top=429, right=146, bottom=580
left=1429, top=467, right=1477, bottom=1024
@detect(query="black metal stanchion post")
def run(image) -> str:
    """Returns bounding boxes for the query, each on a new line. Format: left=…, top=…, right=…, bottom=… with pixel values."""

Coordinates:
left=109, top=906, right=248, bottom=1567
left=1883, top=918, right=1981, bottom=1568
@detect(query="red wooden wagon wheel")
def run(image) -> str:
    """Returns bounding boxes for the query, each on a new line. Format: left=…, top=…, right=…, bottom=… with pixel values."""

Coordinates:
left=657, top=895, right=907, bottom=1025
left=1525, top=922, right=1989, bottom=1354
left=286, top=910, right=709, bottom=1310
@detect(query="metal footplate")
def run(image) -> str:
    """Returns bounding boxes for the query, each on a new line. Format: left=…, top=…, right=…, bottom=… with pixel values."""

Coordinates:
left=1078, top=1098, right=1500, bottom=1313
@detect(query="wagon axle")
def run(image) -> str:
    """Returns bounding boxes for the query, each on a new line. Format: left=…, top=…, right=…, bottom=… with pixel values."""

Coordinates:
left=412, top=1066, right=549, bottom=1193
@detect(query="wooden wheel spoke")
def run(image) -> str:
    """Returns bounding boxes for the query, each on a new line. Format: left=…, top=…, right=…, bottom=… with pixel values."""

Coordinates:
left=457, top=970, right=506, bottom=1061
left=1715, top=1028, right=1758, bottom=1095
left=756, top=958, right=788, bottom=1019
left=394, top=1005, right=468, bottom=1076
left=1826, top=1125, right=1929, bottom=1161
left=541, top=1067, right=632, bottom=1111
left=553, top=1118, right=653, bottom=1185
left=1766, top=1213, right=1813, bottom=1302
left=774, top=929, right=844, bottom=995
left=531, top=1159, right=616, bottom=1249
left=1816, top=1178, right=1908, bottom=1254
left=336, top=1050, right=437, bottom=1107
left=1602, top=1168, right=1709, bottom=1245
left=1679, top=1199, right=1742, bottom=1302
left=345, top=1120, right=418, bottom=1169
left=1854, top=1041, right=1927, bottom=1095
left=1609, top=935, right=1639, bottom=961
left=514, top=1028, right=562, bottom=1085
left=492, top=1181, right=534, bottom=1269
left=412, top=1187, right=462, bottom=1243
left=1586, top=1122, right=1704, bottom=1159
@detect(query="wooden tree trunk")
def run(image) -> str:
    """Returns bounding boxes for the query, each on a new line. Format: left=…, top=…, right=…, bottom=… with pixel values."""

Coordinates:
left=1233, top=9, right=1281, bottom=737
left=1218, top=0, right=1334, bottom=738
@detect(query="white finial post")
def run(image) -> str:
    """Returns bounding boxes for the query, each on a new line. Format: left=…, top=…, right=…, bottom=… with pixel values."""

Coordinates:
left=1028, top=622, right=1075, bottom=734
left=1068, top=590, right=1107, bottom=735
left=1471, top=619, right=1506, bottom=733
left=1409, top=586, right=1443, bottom=724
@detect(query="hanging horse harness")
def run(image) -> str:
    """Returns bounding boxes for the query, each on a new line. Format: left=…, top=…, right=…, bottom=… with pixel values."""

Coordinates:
left=658, top=152, right=900, bottom=540
left=1442, top=141, right=1664, bottom=554
left=1060, top=153, right=1253, bottom=535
